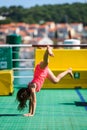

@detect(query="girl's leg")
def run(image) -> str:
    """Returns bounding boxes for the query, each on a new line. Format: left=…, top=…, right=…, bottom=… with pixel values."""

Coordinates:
left=40, top=46, right=54, bottom=69
left=47, top=68, right=73, bottom=83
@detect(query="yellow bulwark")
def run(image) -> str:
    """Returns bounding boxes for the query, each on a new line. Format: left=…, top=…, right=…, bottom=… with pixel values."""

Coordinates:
left=0, top=70, right=14, bottom=95
left=35, top=49, right=87, bottom=88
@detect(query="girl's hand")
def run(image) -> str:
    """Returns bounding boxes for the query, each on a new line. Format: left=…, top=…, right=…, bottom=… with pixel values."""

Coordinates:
left=23, top=113, right=34, bottom=117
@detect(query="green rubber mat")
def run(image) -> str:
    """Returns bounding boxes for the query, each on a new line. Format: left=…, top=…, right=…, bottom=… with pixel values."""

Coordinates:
left=0, top=88, right=87, bottom=130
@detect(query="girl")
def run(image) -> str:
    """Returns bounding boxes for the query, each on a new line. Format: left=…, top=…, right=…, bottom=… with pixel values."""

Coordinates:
left=16, top=46, right=73, bottom=117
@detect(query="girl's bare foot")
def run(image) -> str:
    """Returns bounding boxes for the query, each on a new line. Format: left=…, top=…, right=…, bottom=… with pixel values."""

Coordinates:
left=24, top=113, right=34, bottom=117
left=47, top=46, right=54, bottom=57
left=68, top=68, right=74, bottom=78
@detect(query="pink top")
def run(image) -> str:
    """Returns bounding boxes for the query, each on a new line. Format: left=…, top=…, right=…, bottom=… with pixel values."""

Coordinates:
left=31, top=63, right=48, bottom=92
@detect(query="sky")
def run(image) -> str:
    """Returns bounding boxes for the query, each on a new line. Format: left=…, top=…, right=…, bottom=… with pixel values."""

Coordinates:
left=0, top=0, right=85, bottom=8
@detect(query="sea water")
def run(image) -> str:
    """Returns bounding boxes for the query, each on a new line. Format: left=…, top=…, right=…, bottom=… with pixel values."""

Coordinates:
left=14, top=69, right=34, bottom=87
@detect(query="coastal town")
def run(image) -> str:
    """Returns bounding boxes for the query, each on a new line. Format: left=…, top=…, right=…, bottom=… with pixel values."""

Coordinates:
left=0, top=22, right=87, bottom=45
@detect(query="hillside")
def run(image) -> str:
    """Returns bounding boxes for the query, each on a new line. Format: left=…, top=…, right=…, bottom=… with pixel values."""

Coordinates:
left=0, top=3, right=87, bottom=25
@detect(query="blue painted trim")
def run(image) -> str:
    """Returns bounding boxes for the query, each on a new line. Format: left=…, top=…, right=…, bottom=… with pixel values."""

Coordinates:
left=75, top=88, right=87, bottom=111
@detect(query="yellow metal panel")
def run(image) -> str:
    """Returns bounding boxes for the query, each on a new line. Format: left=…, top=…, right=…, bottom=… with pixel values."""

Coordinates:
left=42, top=71, right=87, bottom=89
left=0, top=70, right=14, bottom=95
left=35, top=49, right=87, bottom=88
left=35, top=49, right=87, bottom=71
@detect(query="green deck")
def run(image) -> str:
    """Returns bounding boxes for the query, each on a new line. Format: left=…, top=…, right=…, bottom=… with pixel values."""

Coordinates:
left=0, top=88, right=87, bottom=130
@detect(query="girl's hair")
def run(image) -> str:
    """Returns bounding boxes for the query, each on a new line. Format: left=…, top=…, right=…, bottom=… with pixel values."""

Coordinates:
left=16, top=88, right=30, bottom=110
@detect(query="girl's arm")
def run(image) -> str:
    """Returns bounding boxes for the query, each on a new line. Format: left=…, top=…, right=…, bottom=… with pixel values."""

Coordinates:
left=24, top=88, right=36, bottom=117
left=30, top=89, right=36, bottom=115
left=28, top=99, right=33, bottom=114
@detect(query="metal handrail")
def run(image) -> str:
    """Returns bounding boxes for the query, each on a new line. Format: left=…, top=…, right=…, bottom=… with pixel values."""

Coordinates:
left=0, top=44, right=87, bottom=48
left=14, top=76, right=33, bottom=78
left=0, top=44, right=34, bottom=81
left=13, top=67, right=34, bottom=70
left=12, top=59, right=35, bottom=62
